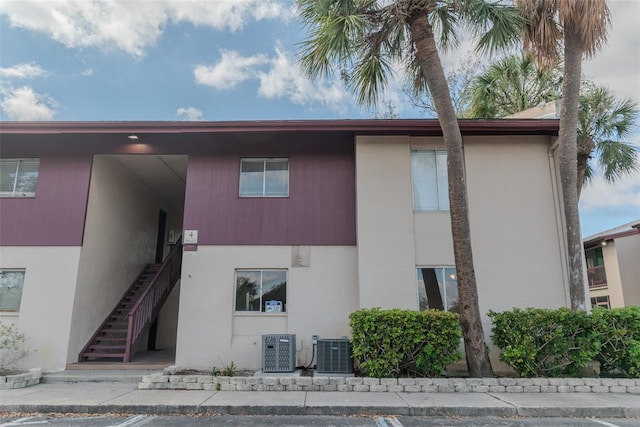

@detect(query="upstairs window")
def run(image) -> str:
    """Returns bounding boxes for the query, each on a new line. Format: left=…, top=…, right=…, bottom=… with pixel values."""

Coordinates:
left=239, top=158, right=289, bottom=197
left=0, top=159, right=40, bottom=197
left=411, top=150, right=448, bottom=211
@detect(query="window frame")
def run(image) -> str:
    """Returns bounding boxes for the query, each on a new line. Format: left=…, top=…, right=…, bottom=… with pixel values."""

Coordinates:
left=416, top=266, right=458, bottom=313
left=410, top=150, right=449, bottom=211
left=234, top=269, right=288, bottom=314
left=0, top=158, right=40, bottom=198
left=0, top=269, right=26, bottom=312
left=239, top=158, right=289, bottom=198
left=590, top=295, right=611, bottom=309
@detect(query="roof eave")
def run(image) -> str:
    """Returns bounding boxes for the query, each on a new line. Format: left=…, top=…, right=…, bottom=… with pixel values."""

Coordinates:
left=0, top=119, right=560, bottom=136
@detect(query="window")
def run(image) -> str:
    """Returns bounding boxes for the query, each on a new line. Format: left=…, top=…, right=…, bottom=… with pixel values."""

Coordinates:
left=417, top=267, right=458, bottom=313
left=0, top=159, right=40, bottom=197
left=0, top=269, right=26, bottom=311
left=239, top=158, right=289, bottom=197
left=591, top=295, right=611, bottom=309
left=411, top=150, right=448, bottom=211
left=235, top=269, right=287, bottom=313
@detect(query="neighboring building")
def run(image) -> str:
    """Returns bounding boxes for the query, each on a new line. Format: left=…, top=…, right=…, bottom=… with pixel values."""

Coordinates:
left=1, top=119, right=571, bottom=371
left=583, top=220, right=640, bottom=309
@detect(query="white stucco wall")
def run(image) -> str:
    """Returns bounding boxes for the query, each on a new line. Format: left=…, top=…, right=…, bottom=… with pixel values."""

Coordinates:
left=67, top=156, right=161, bottom=363
left=0, top=247, right=81, bottom=370
left=617, top=234, right=640, bottom=306
left=354, top=134, right=569, bottom=349
left=464, top=136, right=569, bottom=332
left=355, top=136, right=417, bottom=309
left=175, top=246, right=358, bottom=371
left=602, top=242, right=625, bottom=308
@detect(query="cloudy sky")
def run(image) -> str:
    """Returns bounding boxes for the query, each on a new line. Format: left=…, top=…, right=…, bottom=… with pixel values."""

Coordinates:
left=0, top=0, right=638, bottom=236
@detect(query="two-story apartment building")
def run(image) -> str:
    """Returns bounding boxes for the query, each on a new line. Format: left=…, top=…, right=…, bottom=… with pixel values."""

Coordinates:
left=0, top=120, right=571, bottom=371
left=584, top=220, right=640, bottom=309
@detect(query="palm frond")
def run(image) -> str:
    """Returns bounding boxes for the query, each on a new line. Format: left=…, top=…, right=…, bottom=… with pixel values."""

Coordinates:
left=556, top=0, right=610, bottom=57
left=598, top=140, right=639, bottom=183
left=462, top=0, right=526, bottom=55
left=429, top=2, right=460, bottom=52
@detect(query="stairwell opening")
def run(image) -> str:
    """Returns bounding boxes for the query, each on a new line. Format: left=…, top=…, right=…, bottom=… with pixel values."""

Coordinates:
left=69, top=155, right=187, bottom=367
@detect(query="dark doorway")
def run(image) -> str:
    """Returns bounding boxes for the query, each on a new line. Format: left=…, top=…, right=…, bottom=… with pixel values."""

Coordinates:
left=155, top=210, right=167, bottom=264
left=149, top=210, right=167, bottom=351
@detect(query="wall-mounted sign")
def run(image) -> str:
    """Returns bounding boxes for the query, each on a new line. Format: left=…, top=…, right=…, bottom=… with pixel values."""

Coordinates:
left=265, top=300, right=282, bottom=313
left=184, top=230, right=198, bottom=244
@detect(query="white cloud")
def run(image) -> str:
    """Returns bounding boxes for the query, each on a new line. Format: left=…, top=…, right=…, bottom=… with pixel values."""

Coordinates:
left=176, top=106, right=203, bottom=121
left=81, top=68, right=93, bottom=77
left=194, top=47, right=347, bottom=111
left=0, top=86, right=57, bottom=120
left=0, top=0, right=293, bottom=57
left=0, top=62, right=47, bottom=79
left=256, top=47, right=345, bottom=108
left=580, top=170, right=640, bottom=211
left=194, top=50, right=269, bottom=90
left=583, top=0, right=640, bottom=104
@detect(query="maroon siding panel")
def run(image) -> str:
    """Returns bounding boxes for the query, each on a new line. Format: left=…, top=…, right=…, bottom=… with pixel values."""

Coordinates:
left=0, top=156, right=92, bottom=246
left=183, top=151, right=356, bottom=245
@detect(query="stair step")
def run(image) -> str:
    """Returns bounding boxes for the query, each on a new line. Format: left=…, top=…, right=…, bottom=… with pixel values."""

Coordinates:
left=79, top=259, right=178, bottom=364
left=81, top=352, right=125, bottom=359
left=89, top=345, right=126, bottom=350
left=99, top=329, right=127, bottom=335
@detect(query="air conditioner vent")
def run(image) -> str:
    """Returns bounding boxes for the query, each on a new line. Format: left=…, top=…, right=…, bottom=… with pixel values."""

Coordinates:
left=262, top=334, right=296, bottom=373
left=316, top=339, right=353, bottom=374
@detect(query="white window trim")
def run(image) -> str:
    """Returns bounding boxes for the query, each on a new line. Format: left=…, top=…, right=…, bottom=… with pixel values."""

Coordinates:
left=416, top=265, right=457, bottom=312
left=0, top=268, right=26, bottom=312
left=0, top=158, right=40, bottom=198
left=234, top=269, right=288, bottom=314
left=410, top=150, right=449, bottom=212
left=239, top=158, right=289, bottom=198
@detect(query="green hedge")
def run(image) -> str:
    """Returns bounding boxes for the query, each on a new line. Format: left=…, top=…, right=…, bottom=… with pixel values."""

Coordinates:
left=489, top=307, right=640, bottom=378
left=349, top=308, right=462, bottom=378
left=591, top=306, right=640, bottom=377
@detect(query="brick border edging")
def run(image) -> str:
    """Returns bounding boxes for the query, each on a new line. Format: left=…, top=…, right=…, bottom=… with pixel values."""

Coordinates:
left=139, top=373, right=640, bottom=393
left=0, top=368, right=42, bottom=389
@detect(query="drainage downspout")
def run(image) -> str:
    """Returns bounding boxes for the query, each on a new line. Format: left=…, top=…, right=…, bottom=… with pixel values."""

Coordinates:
left=548, top=137, right=571, bottom=308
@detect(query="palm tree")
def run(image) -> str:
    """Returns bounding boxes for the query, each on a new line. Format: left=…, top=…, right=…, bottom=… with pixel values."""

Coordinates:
left=467, top=54, right=637, bottom=198
left=468, top=53, right=562, bottom=118
left=517, top=0, right=610, bottom=311
left=407, top=56, right=483, bottom=118
left=297, top=0, right=524, bottom=377
left=577, top=84, right=639, bottom=198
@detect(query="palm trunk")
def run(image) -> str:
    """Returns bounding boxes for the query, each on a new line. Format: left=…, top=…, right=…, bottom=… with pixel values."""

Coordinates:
left=576, top=153, right=589, bottom=199
left=409, top=14, right=493, bottom=377
left=576, top=137, right=594, bottom=199
left=559, top=30, right=587, bottom=310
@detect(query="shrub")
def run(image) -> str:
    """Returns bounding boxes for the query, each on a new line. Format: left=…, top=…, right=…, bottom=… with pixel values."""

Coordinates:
left=349, top=308, right=462, bottom=378
left=488, top=308, right=600, bottom=377
left=591, top=306, right=640, bottom=377
left=0, top=322, right=29, bottom=374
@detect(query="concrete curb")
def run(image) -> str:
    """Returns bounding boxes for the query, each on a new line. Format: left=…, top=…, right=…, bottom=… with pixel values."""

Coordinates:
left=0, top=403, right=515, bottom=417
left=2, top=399, right=638, bottom=417
left=3, top=403, right=639, bottom=417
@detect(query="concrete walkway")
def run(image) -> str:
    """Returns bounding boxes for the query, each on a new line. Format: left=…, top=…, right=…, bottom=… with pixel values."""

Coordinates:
left=1, top=380, right=639, bottom=417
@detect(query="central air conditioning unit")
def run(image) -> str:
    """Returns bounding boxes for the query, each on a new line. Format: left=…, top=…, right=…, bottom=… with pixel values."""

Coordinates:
left=262, top=334, right=296, bottom=373
left=316, top=338, right=353, bottom=374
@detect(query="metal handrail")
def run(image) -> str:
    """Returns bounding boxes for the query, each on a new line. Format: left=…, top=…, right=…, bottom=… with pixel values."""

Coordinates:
left=587, top=265, right=607, bottom=288
left=124, top=236, right=183, bottom=362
